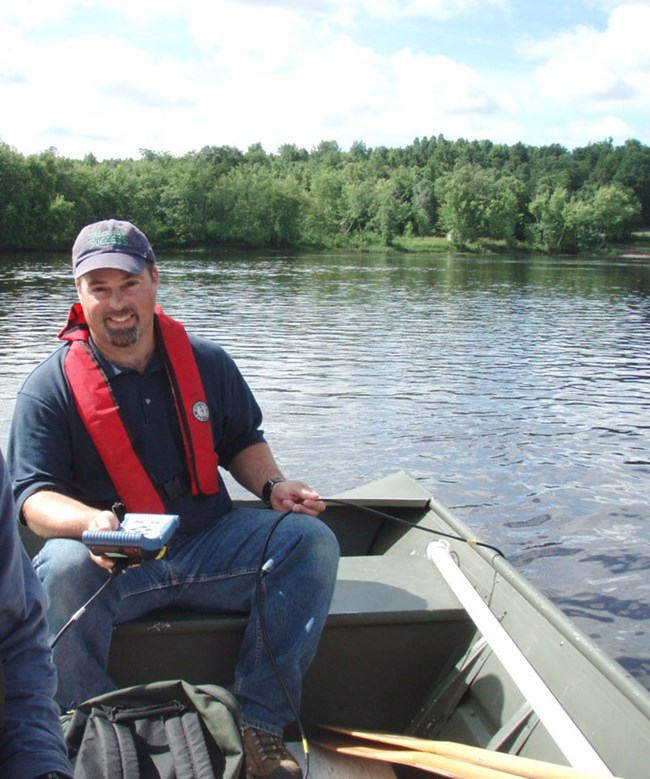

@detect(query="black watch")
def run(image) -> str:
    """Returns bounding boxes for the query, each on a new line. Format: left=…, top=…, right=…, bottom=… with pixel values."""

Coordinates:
left=262, top=478, right=285, bottom=507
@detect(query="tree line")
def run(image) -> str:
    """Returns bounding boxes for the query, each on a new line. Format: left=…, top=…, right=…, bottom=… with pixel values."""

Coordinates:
left=1, top=135, right=648, bottom=255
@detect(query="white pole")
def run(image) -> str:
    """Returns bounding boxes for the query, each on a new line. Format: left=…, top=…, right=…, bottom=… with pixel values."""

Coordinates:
left=426, top=541, right=612, bottom=776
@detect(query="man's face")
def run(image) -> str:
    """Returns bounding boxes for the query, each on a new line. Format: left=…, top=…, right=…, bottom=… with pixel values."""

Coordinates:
left=76, top=265, right=159, bottom=353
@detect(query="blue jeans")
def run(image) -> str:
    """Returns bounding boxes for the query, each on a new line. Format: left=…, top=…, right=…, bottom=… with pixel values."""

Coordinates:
left=34, top=507, right=340, bottom=736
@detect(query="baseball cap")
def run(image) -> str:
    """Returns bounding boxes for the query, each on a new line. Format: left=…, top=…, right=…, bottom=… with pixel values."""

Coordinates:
left=72, top=219, right=156, bottom=279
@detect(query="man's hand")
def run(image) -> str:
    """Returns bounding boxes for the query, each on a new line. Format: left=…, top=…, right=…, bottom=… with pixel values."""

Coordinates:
left=269, top=480, right=326, bottom=517
left=228, top=443, right=327, bottom=517
left=87, top=509, right=121, bottom=570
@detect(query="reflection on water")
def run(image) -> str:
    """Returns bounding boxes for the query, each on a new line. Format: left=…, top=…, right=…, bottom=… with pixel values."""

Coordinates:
left=1, top=250, right=649, bottom=688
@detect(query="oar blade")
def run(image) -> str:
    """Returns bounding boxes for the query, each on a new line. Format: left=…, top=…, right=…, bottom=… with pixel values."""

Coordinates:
left=313, top=737, right=528, bottom=779
left=318, top=726, right=619, bottom=779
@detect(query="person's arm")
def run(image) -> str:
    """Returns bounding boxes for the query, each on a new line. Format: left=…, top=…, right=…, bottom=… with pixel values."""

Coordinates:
left=0, top=458, right=73, bottom=779
left=228, top=442, right=326, bottom=517
left=21, top=491, right=118, bottom=571
left=21, top=490, right=116, bottom=540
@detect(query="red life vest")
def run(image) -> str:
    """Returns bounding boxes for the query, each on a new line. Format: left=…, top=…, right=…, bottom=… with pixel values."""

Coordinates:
left=59, top=303, right=219, bottom=512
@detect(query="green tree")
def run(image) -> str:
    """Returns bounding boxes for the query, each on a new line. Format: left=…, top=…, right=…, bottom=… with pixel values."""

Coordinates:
left=245, top=143, right=268, bottom=165
left=612, top=140, right=650, bottom=224
left=311, top=140, right=343, bottom=168
left=277, top=144, right=309, bottom=164
left=435, top=164, right=523, bottom=247
left=529, top=184, right=640, bottom=254
left=219, top=166, right=302, bottom=247
left=349, top=140, right=370, bottom=161
left=410, top=176, right=436, bottom=236
left=565, top=185, right=640, bottom=252
left=300, top=168, right=345, bottom=245
left=340, top=178, right=375, bottom=240
left=590, top=184, right=641, bottom=241
left=528, top=186, right=572, bottom=253
left=0, top=132, right=647, bottom=253
left=0, top=142, right=28, bottom=247
left=489, top=174, right=526, bottom=247
left=372, top=178, right=401, bottom=245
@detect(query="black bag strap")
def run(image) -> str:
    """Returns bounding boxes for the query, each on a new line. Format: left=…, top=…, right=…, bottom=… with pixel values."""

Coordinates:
left=109, top=699, right=219, bottom=779
left=164, top=708, right=218, bottom=779
left=92, top=708, right=140, bottom=778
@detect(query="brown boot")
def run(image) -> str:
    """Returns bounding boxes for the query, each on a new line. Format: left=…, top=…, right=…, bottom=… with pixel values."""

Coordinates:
left=242, top=726, right=302, bottom=778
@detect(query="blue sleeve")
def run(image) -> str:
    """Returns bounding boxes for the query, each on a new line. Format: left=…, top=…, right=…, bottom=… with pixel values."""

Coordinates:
left=7, top=347, right=86, bottom=517
left=0, top=453, right=73, bottom=778
left=7, top=346, right=117, bottom=518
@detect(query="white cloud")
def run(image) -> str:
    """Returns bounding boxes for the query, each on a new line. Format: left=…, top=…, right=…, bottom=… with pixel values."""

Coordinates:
left=86, top=0, right=509, bottom=39
left=398, top=0, right=509, bottom=19
left=1, top=29, right=210, bottom=158
left=11, top=3, right=514, bottom=157
left=0, top=0, right=85, bottom=29
left=326, top=0, right=509, bottom=22
left=529, top=3, right=650, bottom=109
left=0, top=0, right=647, bottom=158
left=566, top=114, right=633, bottom=146
left=187, top=2, right=310, bottom=63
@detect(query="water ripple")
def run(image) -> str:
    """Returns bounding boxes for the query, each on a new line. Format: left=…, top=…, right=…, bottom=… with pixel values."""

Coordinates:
left=0, top=250, right=648, bottom=688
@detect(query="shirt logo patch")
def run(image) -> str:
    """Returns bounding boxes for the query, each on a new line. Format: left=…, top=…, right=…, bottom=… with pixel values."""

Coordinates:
left=193, top=401, right=210, bottom=422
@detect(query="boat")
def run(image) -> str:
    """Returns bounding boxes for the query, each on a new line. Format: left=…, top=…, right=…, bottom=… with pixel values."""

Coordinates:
left=23, top=470, right=650, bottom=777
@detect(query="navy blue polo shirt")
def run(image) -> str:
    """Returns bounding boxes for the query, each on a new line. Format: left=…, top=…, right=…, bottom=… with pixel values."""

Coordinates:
left=8, top=333, right=266, bottom=536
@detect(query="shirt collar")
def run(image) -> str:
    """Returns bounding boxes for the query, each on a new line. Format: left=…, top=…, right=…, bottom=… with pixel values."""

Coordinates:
left=88, top=337, right=163, bottom=377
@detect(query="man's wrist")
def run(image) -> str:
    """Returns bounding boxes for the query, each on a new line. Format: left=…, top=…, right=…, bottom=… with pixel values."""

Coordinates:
left=262, top=477, right=285, bottom=507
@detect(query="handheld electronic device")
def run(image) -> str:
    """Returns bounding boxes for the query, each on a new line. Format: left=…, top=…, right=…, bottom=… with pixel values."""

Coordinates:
left=82, top=513, right=180, bottom=563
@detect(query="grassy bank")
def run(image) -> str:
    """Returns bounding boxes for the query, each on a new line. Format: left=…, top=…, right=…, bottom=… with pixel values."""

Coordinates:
left=382, top=231, right=650, bottom=257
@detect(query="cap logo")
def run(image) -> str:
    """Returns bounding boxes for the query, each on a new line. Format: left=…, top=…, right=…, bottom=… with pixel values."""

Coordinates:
left=88, top=227, right=132, bottom=251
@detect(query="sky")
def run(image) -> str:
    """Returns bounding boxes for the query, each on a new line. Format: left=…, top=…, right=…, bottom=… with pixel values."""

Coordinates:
left=1, top=0, right=649, bottom=161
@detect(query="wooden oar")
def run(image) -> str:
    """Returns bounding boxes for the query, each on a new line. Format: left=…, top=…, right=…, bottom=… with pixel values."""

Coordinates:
left=313, top=736, right=529, bottom=779
left=317, top=727, right=621, bottom=779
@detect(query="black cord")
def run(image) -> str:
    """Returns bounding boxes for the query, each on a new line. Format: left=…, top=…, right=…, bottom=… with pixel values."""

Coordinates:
left=321, top=497, right=505, bottom=557
left=49, top=561, right=128, bottom=649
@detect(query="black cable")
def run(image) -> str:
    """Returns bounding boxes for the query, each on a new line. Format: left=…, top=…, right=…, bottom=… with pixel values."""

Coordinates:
left=321, top=497, right=506, bottom=558
left=49, top=561, right=128, bottom=649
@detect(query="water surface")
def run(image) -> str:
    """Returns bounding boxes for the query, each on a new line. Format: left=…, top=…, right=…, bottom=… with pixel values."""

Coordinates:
left=1, top=249, right=648, bottom=689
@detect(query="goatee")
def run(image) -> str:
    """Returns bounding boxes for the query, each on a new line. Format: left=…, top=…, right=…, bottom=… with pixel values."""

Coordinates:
left=107, top=325, right=140, bottom=347
left=104, top=313, right=140, bottom=347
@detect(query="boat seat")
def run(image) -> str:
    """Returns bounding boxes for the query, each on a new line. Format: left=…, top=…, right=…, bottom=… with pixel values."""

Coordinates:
left=108, top=554, right=474, bottom=732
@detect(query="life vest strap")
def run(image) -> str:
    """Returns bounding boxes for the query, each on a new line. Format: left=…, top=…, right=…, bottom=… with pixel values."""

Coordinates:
left=61, top=304, right=220, bottom=512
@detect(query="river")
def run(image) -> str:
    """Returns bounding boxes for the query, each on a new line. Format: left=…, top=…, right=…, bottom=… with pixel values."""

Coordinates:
left=1, top=249, right=648, bottom=690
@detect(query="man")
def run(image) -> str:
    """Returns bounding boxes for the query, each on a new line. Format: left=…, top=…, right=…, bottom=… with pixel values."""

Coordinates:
left=8, top=218, right=340, bottom=779
left=0, top=450, right=73, bottom=779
